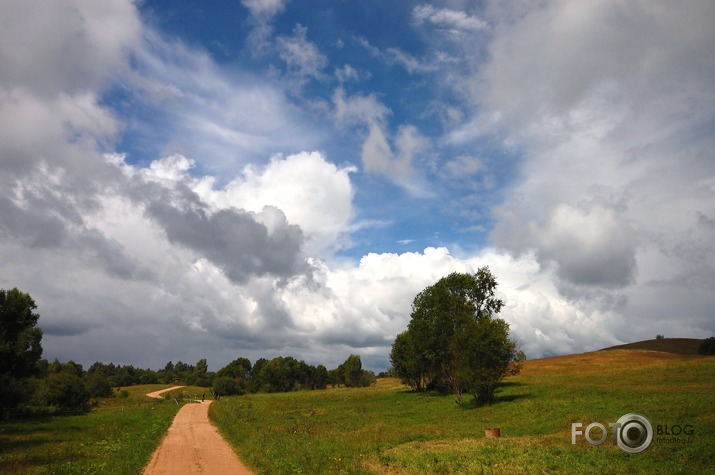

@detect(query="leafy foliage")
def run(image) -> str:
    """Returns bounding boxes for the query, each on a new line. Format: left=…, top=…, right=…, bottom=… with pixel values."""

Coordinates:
left=391, top=269, right=524, bottom=404
left=34, top=371, right=90, bottom=409
left=0, top=288, right=43, bottom=417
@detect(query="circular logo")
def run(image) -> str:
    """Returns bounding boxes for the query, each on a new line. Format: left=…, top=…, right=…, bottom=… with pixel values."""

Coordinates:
left=616, top=413, right=653, bottom=453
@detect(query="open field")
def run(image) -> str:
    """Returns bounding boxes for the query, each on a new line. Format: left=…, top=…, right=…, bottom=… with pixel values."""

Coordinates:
left=211, top=349, right=715, bottom=474
left=0, top=384, right=206, bottom=474
left=1, top=345, right=712, bottom=474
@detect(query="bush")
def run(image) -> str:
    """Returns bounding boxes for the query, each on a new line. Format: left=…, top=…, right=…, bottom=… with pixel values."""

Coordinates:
left=35, top=372, right=89, bottom=409
left=699, top=337, right=715, bottom=355
left=85, top=373, right=113, bottom=398
left=213, top=376, right=239, bottom=396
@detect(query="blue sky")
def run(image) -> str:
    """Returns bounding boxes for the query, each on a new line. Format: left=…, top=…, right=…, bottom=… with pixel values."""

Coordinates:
left=1, top=0, right=714, bottom=372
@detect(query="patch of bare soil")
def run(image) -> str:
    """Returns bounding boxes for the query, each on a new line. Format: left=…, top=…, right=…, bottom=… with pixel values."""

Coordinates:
left=143, top=388, right=254, bottom=475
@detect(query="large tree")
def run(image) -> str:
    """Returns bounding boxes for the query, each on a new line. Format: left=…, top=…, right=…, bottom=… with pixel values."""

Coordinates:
left=0, top=287, right=44, bottom=417
left=391, top=269, right=524, bottom=405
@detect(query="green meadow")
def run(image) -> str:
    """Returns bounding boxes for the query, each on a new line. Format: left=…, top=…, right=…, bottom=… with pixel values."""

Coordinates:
left=210, top=350, right=715, bottom=474
left=1, top=351, right=713, bottom=474
left=0, top=385, right=205, bottom=474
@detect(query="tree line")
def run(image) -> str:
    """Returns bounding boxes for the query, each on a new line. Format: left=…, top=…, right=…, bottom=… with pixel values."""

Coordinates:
left=0, top=287, right=375, bottom=418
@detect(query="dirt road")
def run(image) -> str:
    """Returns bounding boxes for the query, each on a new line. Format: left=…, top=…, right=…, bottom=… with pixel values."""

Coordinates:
left=143, top=387, right=254, bottom=474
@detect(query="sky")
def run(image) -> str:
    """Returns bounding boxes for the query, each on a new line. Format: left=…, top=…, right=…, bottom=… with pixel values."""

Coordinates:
left=1, top=0, right=714, bottom=372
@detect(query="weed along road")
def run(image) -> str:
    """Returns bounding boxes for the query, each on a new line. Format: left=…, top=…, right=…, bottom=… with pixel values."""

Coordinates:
left=143, top=386, right=254, bottom=474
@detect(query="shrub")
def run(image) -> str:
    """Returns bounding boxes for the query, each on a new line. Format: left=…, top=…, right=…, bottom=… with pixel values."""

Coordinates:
left=35, top=372, right=89, bottom=409
left=85, top=373, right=113, bottom=398
left=213, top=376, right=239, bottom=396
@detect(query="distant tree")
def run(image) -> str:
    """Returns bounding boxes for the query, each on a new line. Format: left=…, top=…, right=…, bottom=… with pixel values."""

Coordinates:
left=35, top=372, right=89, bottom=409
left=85, top=372, right=113, bottom=398
left=312, top=364, right=329, bottom=389
left=656, top=334, right=665, bottom=340
left=217, top=357, right=252, bottom=394
left=0, top=288, right=44, bottom=418
left=249, top=358, right=269, bottom=392
left=341, top=354, right=363, bottom=387
left=360, top=369, right=377, bottom=387
left=390, top=270, right=524, bottom=405
left=327, top=368, right=341, bottom=387
left=699, top=337, right=715, bottom=356
left=212, top=376, right=239, bottom=396
left=390, top=331, right=423, bottom=390
left=195, top=358, right=208, bottom=377
left=188, top=358, right=210, bottom=387
left=139, top=370, right=158, bottom=385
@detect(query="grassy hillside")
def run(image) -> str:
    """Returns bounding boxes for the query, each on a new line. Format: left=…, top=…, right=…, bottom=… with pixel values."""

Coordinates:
left=211, top=350, right=715, bottom=474
left=600, top=337, right=703, bottom=355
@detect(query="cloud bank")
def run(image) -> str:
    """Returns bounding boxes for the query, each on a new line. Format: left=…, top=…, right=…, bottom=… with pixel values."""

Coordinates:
left=0, top=0, right=712, bottom=372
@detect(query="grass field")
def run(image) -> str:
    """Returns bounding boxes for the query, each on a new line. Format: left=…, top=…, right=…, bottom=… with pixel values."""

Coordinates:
left=210, top=347, right=715, bottom=474
left=1, top=343, right=712, bottom=474
left=0, top=384, right=205, bottom=474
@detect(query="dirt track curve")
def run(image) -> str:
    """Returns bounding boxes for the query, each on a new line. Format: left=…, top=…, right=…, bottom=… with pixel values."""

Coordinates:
left=143, top=386, right=254, bottom=475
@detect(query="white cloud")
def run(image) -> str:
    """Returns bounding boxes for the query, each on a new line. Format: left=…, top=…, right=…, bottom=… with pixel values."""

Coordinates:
left=123, top=29, right=325, bottom=171
left=241, top=0, right=289, bottom=19
left=277, top=24, right=328, bottom=84
left=332, top=87, right=390, bottom=126
left=412, top=4, right=489, bottom=34
left=333, top=89, right=430, bottom=193
left=2, top=0, right=712, bottom=375
left=474, top=0, right=715, bottom=337
left=201, top=151, right=357, bottom=258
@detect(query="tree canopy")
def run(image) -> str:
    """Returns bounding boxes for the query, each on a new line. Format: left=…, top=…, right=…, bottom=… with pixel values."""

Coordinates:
left=0, top=288, right=44, bottom=416
left=390, top=269, right=524, bottom=405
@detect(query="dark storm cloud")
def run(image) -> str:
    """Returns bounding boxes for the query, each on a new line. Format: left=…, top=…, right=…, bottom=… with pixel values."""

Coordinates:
left=146, top=199, right=306, bottom=284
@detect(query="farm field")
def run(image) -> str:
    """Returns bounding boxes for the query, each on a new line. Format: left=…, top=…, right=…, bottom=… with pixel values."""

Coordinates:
left=210, top=348, right=715, bottom=474
left=0, top=385, right=205, bottom=474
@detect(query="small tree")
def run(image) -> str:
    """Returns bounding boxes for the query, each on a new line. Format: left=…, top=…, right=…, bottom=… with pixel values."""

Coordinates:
left=341, top=354, right=363, bottom=387
left=391, top=269, right=524, bottom=405
left=35, top=372, right=89, bottom=410
left=390, top=331, right=423, bottom=390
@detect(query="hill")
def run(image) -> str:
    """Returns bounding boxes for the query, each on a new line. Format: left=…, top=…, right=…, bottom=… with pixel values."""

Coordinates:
left=599, top=337, right=703, bottom=355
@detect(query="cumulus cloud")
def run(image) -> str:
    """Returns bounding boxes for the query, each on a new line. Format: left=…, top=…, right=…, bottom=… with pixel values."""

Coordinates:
left=474, top=0, right=715, bottom=338
left=2, top=0, right=712, bottom=374
left=203, top=152, right=356, bottom=257
left=333, top=89, right=430, bottom=193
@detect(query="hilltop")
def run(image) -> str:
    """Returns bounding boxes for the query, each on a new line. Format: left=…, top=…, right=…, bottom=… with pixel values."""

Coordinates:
left=599, top=337, right=703, bottom=355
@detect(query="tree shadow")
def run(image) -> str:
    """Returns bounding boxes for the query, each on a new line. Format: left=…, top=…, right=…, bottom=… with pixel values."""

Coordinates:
left=458, top=381, right=532, bottom=409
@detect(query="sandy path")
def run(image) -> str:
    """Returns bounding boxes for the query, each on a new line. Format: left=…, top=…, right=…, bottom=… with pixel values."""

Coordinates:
left=145, top=385, right=186, bottom=399
left=143, top=387, right=254, bottom=475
